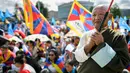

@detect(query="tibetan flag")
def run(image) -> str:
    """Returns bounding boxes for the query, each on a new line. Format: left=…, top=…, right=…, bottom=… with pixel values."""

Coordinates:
left=23, top=0, right=54, bottom=35
left=67, top=0, right=94, bottom=37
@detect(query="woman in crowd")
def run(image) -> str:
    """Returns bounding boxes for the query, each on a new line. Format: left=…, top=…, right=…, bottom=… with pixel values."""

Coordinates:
left=27, top=41, right=38, bottom=60
left=64, top=60, right=77, bottom=73
left=0, top=44, right=16, bottom=73
left=44, top=49, right=65, bottom=73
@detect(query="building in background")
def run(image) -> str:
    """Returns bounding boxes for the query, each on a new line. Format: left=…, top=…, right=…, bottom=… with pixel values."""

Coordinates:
left=58, top=1, right=94, bottom=21
left=48, top=10, right=58, bottom=21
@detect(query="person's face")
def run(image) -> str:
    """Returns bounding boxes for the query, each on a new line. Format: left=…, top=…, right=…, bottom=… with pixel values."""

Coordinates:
left=92, top=7, right=110, bottom=30
left=74, top=39, right=80, bottom=46
left=28, top=42, right=32, bottom=47
left=36, top=40, right=40, bottom=45
left=1, top=48, right=7, bottom=54
left=65, top=63, right=73, bottom=72
left=49, top=52, right=56, bottom=61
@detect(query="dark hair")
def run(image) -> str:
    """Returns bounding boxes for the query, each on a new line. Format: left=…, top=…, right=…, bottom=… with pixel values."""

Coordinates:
left=16, top=50, right=25, bottom=56
left=46, top=41, right=52, bottom=44
left=28, top=40, right=35, bottom=46
left=49, top=49, right=59, bottom=63
left=0, top=29, right=4, bottom=36
left=8, top=46, right=14, bottom=52
left=17, top=42, right=23, bottom=49
left=65, top=60, right=74, bottom=66
left=35, top=38, right=41, bottom=42
left=14, top=55, right=25, bottom=64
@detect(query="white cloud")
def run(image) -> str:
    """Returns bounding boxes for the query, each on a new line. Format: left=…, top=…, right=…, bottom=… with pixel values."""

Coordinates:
left=0, top=0, right=130, bottom=13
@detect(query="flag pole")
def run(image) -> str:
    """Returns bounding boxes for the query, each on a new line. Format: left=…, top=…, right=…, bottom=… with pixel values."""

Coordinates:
left=98, top=0, right=114, bottom=32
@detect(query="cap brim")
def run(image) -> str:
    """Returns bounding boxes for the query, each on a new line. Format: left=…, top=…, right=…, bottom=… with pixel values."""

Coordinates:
left=0, top=35, right=9, bottom=47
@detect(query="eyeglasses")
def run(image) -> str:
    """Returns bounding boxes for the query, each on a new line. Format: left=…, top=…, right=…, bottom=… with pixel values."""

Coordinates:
left=49, top=54, right=54, bottom=56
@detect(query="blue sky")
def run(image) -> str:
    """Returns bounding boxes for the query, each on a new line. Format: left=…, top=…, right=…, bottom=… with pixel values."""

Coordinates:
left=0, top=0, right=130, bottom=13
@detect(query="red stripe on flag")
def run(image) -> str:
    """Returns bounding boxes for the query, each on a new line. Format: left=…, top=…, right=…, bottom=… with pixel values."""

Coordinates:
left=74, top=3, right=80, bottom=14
left=83, top=11, right=87, bottom=16
left=86, top=18, right=92, bottom=20
left=32, top=12, right=41, bottom=21
left=46, top=21, right=54, bottom=35
left=84, top=22, right=94, bottom=30
left=68, top=14, right=80, bottom=21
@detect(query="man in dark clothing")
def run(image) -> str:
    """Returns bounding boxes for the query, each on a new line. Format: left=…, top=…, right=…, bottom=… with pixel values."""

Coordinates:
left=74, top=5, right=130, bottom=73
left=126, top=31, right=130, bottom=43
left=16, top=51, right=42, bottom=73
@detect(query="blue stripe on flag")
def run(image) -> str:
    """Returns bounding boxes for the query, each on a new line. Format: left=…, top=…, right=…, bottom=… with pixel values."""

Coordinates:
left=85, top=14, right=91, bottom=18
left=80, top=8, right=84, bottom=14
left=32, top=5, right=40, bottom=14
left=40, top=22, right=48, bottom=35
left=85, top=21, right=93, bottom=26
left=33, top=18, right=41, bottom=30
left=72, top=9, right=79, bottom=16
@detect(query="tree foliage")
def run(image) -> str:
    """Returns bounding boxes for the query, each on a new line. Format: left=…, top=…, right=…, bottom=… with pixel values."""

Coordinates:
left=110, top=3, right=121, bottom=18
left=36, top=1, right=48, bottom=18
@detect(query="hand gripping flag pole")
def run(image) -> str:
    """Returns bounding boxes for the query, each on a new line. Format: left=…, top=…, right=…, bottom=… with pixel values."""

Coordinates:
left=98, top=0, right=114, bottom=32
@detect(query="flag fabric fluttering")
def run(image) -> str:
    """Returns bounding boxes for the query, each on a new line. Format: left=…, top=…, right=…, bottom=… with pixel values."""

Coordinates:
left=119, top=17, right=130, bottom=31
left=5, top=9, right=13, bottom=18
left=0, top=10, right=5, bottom=21
left=124, top=16, right=128, bottom=21
left=8, top=24, right=14, bottom=35
left=23, top=0, right=54, bottom=36
left=66, top=0, right=94, bottom=37
left=110, top=16, right=119, bottom=30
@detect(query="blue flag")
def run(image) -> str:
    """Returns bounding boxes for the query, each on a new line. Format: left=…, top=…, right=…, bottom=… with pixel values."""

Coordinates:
left=51, top=17, right=56, bottom=25
left=8, top=24, right=14, bottom=35
left=0, top=10, right=5, bottom=21
left=5, top=9, right=13, bottom=18
left=119, top=17, right=130, bottom=31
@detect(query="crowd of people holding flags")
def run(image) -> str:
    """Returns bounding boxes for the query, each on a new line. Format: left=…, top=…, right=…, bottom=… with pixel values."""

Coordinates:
left=0, top=0, right=130, bottom=73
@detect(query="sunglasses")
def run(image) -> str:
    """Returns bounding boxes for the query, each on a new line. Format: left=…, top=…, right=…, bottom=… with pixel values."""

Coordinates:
left=49, top=54, right=54, bottom=56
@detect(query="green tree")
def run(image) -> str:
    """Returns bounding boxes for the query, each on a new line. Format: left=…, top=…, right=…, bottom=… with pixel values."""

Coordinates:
left=36, top=1, right=48, bottom=18
left=89, top=6, right=94, bottom=12
left=110, top=3, right=121, bottom=18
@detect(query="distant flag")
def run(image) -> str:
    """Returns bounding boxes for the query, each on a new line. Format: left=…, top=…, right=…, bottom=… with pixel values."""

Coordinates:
left=115, top=16, right=119, bottom=22
left=0, top=10, right=5, bottom=21
left=51, top=17, right=56, bottom=25
left=52, top=26, right=60, bottom=33
left=119, top=17, right=130, bottom=31
left=5, top=9, right=13, bottom=18
left=108, top=16, right=119, bottom=30
left=23, top=0, right=54, bottom=35
left=124, top=16, right=128, bottom=21
left=8, top=24, right=14, bottom=35
left=66, top=0, right=94, bottom=37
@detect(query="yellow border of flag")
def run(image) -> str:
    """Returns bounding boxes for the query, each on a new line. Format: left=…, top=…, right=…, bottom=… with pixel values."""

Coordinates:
left=23, top=0, right=33, bottom=34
